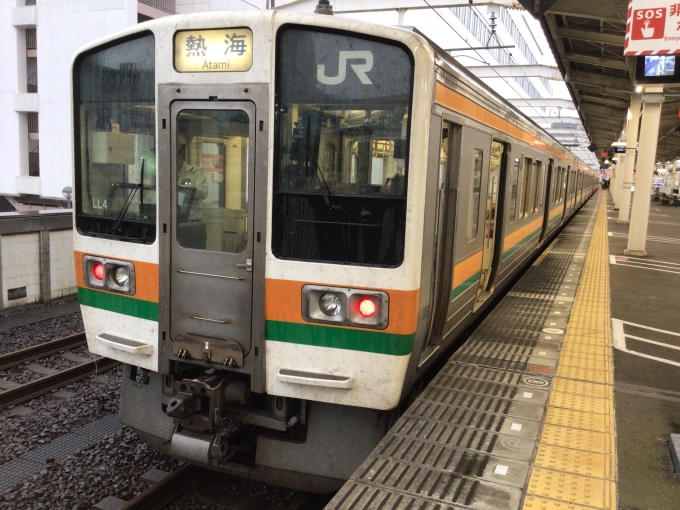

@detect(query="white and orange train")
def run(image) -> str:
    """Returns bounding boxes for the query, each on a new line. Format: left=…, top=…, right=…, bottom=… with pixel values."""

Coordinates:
left=71, top=10, right=597, bottom=492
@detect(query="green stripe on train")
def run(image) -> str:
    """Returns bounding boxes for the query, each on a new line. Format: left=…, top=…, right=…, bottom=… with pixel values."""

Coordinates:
left=450, top=271, right=481, bottom=301
left=78, top=287, right=159, bottom=322
left=266, top=320, right=414, bottom=356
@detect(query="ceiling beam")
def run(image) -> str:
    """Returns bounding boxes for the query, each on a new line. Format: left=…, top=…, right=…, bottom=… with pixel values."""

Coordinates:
left=578, top=94, right=629, bottom=108
left=564, top=52, right=627, bottom=70
left=465, top=65, right=563, bottom=80
left=556, top=28, right=625, bottom=46
left=567, top=70, right=632, bottom=92
left=507, top=98, right=576, bottom=109
left=573, top=82, right=631, bottom=98
left=580, top=102, right=627, bottom=119
left=546, top=0, right=627, bottom=24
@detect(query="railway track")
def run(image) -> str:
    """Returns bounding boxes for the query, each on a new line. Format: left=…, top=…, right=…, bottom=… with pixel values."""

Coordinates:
left=120, top=463, right=334, bottom=510
left=0, top=332, right=119, bottom=410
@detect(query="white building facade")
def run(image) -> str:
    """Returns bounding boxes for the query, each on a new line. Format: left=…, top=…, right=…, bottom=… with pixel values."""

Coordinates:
left=0, top=0, right=174, bottom=208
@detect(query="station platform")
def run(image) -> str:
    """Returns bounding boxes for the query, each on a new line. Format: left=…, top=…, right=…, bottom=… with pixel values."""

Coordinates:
left=327, top=189, right=680, bottom=510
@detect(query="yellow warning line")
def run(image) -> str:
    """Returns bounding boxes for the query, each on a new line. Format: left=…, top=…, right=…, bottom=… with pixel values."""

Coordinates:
left=523, top=195, right=616, bottom=510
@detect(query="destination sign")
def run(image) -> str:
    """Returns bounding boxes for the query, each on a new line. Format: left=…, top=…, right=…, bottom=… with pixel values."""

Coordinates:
left=174, top=28, right=253, bottom=73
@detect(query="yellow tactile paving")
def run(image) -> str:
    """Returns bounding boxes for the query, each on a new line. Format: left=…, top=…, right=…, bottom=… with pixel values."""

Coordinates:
left=534, top=445, right=616, bottom=480
left=557, top=355, right=611, bottom=372
left=527, top=468, right=610, bottom=508
left=523, top=495, right=598, bottom=510
left=555, top=365, right=612, bottom=385
left=523, top=195, right=617, bottom=510
left=544, top=408, right=607, bottom=434
left=559, top=344, right=610, bottom=358
left=552, top=379, right=613, bottom=399
left=540, top=424, right=615, bottom=455
left=548, top=392, right=612, bottom=415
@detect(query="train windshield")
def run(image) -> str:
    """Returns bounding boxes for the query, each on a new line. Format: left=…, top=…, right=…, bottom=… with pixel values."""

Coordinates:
left=273, top=27, right=413, bottom=266
left=74, top=33, right=156, bottom=243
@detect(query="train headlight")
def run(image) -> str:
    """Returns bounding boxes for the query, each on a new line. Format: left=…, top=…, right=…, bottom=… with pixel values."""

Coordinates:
left=302, top=285, right=388, bottom=329
left=82, top=255, right=135, bottom=295
left=319, top=293, right=342, bottom=316
left=112, top=266, right=130, bottom=286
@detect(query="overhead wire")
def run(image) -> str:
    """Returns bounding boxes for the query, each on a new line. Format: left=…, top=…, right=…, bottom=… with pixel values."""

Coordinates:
left=421, top=1, right=595, bottom=164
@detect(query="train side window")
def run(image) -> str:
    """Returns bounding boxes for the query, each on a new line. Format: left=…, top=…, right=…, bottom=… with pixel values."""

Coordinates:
left=467, top=149, right=483, bottom=241
left=509, top=157, right=520, bottom=221
left=520, top=157, right=532, bottom=219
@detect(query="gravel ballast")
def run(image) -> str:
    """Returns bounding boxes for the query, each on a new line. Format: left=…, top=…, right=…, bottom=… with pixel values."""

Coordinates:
left=0, top=312, right=84, bottom=356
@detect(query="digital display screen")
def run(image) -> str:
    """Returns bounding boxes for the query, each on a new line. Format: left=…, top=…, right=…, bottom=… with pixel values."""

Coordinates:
left=644, top=56, right=676, bottom=77
left=615, top=146, right=626, bottom=153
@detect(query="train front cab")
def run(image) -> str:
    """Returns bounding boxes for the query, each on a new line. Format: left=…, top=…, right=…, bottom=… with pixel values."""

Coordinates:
left=72, top=12, right=437, bottom=492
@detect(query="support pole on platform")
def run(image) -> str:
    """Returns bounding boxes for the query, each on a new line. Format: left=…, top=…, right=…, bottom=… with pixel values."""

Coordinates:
left=625, top=86, right=664, bottom=256
left=618, top=91, right=643, bottom=224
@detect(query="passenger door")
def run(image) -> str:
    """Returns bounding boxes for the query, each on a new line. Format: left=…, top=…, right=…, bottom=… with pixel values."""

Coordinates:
left=170, top=101, right=255, bottom=362
left=539, top=160, right=553, bottom=243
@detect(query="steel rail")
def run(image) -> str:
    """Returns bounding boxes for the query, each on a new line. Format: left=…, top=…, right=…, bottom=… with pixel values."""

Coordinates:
left=0, top=332, right=87, bottom=372
left=121, top=463, right=195, bottom=510
left=0, top=357, right=119, bottom=410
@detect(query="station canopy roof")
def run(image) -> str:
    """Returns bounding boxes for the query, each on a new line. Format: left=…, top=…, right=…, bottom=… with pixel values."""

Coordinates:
left=520, top=0, right=680, bottom=162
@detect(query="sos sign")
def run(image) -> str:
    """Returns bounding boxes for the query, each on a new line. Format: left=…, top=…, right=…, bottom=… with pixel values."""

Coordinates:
left=631, top=8, right=666, bottom=41
left=625, top=1, right=680, bottom=56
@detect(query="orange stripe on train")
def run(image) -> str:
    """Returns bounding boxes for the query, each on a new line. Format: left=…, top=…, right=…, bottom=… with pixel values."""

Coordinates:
left=435, top=84, right=568, bottom=161
left=503, top=216, right=544, bottom=253
left=452, top=251, right=483, bottom=288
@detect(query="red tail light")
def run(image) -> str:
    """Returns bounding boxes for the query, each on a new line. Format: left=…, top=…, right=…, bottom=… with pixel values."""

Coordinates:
left=357, top=297, right=377, bottom=318
left=92, top=262, right=104, bottom=281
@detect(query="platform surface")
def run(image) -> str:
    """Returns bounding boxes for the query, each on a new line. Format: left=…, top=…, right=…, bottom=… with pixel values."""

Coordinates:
left=327, top=192, right=626, bottom=510
left=608, top=195, right=680, bottom=510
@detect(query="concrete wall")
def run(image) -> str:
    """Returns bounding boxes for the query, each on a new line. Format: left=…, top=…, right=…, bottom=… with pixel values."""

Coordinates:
left=1, top=232, right=41, bottom=309
left=0, top=211, right=75, bottom=310
left=49, top=229, right=77, bottom=300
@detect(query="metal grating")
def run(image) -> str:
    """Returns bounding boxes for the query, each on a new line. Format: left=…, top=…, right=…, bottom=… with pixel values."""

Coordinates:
left=328, top=198, right=601, bottom=510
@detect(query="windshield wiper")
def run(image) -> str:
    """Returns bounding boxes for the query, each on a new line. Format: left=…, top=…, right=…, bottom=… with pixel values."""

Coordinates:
left=110, top=159, right=144, bottom=235
left=303, top=117, right=340, bottom=212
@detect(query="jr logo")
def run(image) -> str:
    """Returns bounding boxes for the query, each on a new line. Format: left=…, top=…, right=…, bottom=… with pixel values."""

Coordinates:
left=317, top=51, right=374, bottom=85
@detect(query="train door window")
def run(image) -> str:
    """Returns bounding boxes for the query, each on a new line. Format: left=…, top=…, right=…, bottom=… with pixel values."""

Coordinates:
left=555, top=167, right=562, bottom=203
left=467, top=149, right=484, bottom=241
left=539, top=162, right=546, bottom=206
left=175, top=109, right=250, bottom=252
left=532, top=160, right=542, bottom=213
left=520, top=157, right=532, bottom=219
left=477, top=141, right=504, bottom=294
left=509, top=157, right=519, bottom=221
